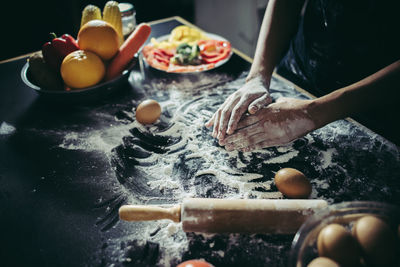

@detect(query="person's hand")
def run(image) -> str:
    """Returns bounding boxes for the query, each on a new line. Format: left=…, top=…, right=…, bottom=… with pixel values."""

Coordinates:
left=221, top=97, right=317, bottom=151
left=205, top=76, right=272, bottom=141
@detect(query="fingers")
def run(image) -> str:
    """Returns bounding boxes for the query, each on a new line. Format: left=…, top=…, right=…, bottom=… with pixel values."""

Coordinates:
left=226, top=99, right=250, bottom=135
left=222, top=123, right=264, bottom=146
left=209, top=95, right=236, bottom=138
left=205, top=96, right=233, bottom=136
left=244, top=140, right=278, bottom=151
left=205, top=78, right=271, bottom=141
left=215, top=98, right=237, bottom=139
left=217, top=106, right=232, bottom=139
left=248, top=94, right=273, bottom=114
left=219, top=114, right=259, bottom=146
left=224, top=132, right=266, bottom=151
left=209, top=93, right=247, bottom=140
left=204, top=112, right=215, bottom=128
left=225, top=134, right=285, bottom=152
left=236, top=112, right=262, bottom=130
left=226, top=92, right=272, bottom=135
left=212, top=109, right=222, bottom=138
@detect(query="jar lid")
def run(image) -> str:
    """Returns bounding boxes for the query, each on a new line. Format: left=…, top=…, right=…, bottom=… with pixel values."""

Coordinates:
left=118, top=3, right=135, bottom=16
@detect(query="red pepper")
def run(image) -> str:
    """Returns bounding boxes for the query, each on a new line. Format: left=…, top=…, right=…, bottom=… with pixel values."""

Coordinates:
left=152, top=48, right=174, bottom=66
left=198, top=40, right=231, bottom=64
left=42, top=33, right=79, bottom=70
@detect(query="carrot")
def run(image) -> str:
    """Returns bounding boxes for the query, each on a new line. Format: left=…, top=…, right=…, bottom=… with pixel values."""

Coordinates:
left=106, top=23, right=152, bottom=81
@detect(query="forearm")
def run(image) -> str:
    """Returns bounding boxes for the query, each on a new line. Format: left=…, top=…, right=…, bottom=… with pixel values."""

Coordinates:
left=247, top=0, right=305, bottom=82
left=309, top=60, right=400, bottom=128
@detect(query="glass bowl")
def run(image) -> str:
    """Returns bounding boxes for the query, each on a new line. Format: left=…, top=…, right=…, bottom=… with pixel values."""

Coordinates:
left=289, top=201, right=400, bottom=267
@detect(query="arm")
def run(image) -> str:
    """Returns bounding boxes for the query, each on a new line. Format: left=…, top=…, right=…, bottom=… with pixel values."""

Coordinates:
left=222, top=60, right=400, bottom=151
left=247, top=0, right=305, bottom=83
left=205, top=0, right=305, bottom=141
left=310, top=60, right=400, bottom=129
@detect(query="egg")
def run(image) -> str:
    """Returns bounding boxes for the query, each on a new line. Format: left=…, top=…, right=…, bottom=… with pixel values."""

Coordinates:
left=307, top=257, right=340, bottom=267
left=274, top=168, right=312, bottom=198
left=177, top=259, right=214, bottom=267
left=352, top=215, right=396, bottom=266
left=135, top=99, right=161, bottom=125
left=317, top=223, right=362, bottom=267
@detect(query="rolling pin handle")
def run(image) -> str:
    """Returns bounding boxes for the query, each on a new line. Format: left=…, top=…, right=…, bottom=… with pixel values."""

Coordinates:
left=119, top=204, right=181, bottom=222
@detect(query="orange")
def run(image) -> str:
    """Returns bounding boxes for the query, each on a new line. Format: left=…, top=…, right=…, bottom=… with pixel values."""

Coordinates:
left=61, top=50, right=105, bottom=89
left=78, top=19, right=119, bottom=60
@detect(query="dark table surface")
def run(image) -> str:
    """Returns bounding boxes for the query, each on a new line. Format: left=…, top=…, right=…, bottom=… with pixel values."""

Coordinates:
left=1, top=17, right=399, bottom=267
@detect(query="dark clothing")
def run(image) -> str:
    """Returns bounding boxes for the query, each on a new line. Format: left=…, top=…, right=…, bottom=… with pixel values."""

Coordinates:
left=278, top=0, right=400, bottom=96
left=276, top=0, right=400, bottom=145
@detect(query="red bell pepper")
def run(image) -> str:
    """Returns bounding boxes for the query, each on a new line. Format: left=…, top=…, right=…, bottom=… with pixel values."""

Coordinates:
left=198, top=40, right=231, bottom=64
left=42, top=33, right=79, bottom=70
left=153, top=48, right=174, bottom=66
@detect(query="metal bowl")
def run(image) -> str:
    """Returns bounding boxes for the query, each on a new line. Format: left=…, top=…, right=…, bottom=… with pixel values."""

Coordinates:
left=21, top=57, right=137, bottom=103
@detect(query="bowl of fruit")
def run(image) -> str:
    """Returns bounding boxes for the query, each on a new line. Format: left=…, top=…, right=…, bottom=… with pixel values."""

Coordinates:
left=21, top=1, right=151, bottom=102
left=289, top=201, right=400, bottom=267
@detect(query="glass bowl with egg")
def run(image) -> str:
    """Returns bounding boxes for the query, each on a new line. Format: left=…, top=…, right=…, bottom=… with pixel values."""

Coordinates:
left=289, top=201, right=400, bottom=267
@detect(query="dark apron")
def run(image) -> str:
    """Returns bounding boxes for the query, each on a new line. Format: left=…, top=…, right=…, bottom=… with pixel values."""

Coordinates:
left=277, top=0, right=400, bottom=96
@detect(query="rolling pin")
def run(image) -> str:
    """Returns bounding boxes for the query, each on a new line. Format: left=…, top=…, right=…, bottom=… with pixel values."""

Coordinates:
left=119, top=198, right=327, bottom=234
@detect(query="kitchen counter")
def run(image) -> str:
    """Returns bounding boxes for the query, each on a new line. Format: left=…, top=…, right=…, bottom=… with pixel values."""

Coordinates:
left=0, top=17, right=399, bottom=267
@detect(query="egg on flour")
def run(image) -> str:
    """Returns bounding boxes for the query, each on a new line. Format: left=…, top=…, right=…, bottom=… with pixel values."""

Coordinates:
left=135, top=99, right=162, bottom=125
left=274, top=168, right=312, bottom=199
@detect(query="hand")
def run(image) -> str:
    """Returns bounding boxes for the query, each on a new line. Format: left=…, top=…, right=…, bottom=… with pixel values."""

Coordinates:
left=222, top=97, right=317, bottom=151
left=205, top=76, right=272, bottom=141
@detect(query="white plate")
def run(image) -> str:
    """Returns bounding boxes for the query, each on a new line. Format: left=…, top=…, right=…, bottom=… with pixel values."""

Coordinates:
left=142, top=32, right=233, bottom=73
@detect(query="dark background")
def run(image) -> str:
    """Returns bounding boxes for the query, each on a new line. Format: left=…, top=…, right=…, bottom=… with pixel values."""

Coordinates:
left=1, top=0, right=195, bottom=61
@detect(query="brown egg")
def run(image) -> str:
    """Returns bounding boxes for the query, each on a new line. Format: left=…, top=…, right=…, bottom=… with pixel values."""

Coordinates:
left=274, top=168, right=312, bottom=198
left=317, top=223, right=362, bottom=267
left=352, top=215, right=396, bottom=266
left=135, top=99, right=161, bottom=125
left=307, top=257, right=340, bottom=267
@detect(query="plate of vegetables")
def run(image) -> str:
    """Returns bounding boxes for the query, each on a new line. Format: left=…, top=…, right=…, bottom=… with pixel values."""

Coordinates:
left=142, top=25, right=232, bottom=73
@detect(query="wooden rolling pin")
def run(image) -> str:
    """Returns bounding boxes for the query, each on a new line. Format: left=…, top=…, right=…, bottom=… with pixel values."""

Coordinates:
left=119, top=198, right=328, bottom=234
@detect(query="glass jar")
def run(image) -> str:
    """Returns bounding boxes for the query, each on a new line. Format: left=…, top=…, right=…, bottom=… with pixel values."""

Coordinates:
left=118, top=2, right=136, bottom=37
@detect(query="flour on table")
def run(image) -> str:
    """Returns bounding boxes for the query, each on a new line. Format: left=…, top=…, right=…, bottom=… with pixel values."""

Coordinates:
left=319, top=148, right=337, bottom=169
left=58, top=118, right=132, bottom=156
left=147, top=222, right=189, bottom=267
left=0, top=121, right=16, bottom=136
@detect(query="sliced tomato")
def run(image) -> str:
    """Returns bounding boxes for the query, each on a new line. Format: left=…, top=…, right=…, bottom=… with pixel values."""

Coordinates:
left=153, top=48, right=174, bottom=64
left=202, top=49, right=230, bottom=63
left=201, top=51, right=220, bottom=58
left=142, top=46, right=175, bottom=70
left=155, top=48, right=174, bottom=58
left=198, top=39, right=231, bottom=64
left=153, top=51, right=170, bottom=65
left=148, top=58, right=168, bottom=71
